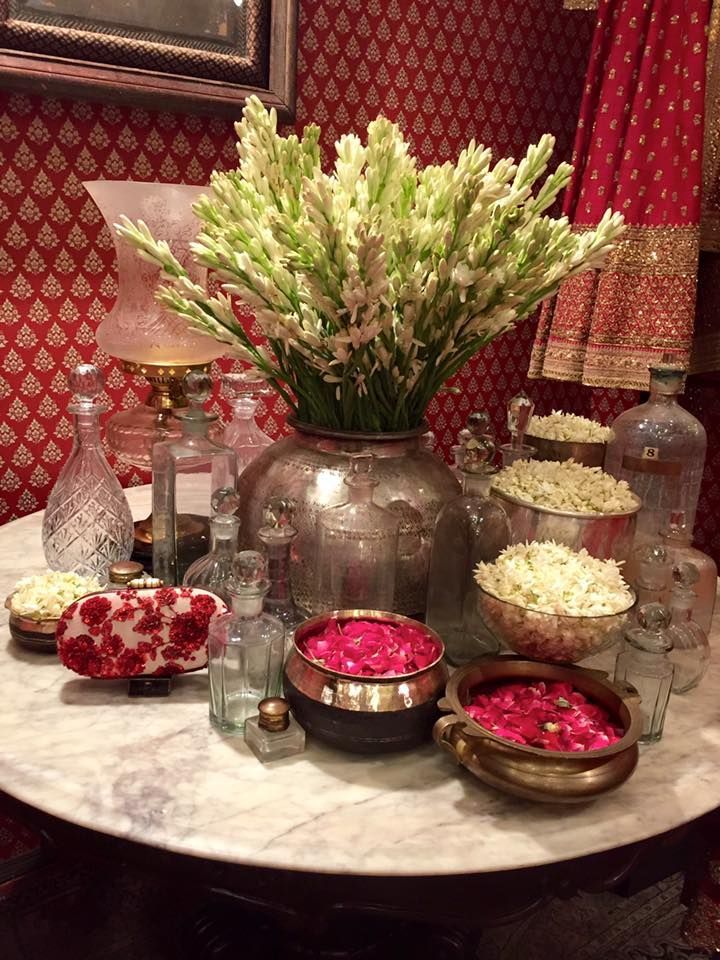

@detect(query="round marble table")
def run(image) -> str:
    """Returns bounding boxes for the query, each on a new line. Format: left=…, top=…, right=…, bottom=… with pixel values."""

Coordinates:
left=1, top=486, right=718, bottom=889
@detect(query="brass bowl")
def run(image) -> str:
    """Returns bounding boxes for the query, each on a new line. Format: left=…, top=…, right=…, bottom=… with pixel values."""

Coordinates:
left=434, top=656, right=643, bottom=803
left=284, top=610, right=448, bottom=754
left=525, top=434, right=607, bottom=468
left=5, top=596, right=60, bottom=652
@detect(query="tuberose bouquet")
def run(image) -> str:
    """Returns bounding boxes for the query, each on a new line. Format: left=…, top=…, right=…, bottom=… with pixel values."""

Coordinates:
left=118, top=96, right=624, bottom=432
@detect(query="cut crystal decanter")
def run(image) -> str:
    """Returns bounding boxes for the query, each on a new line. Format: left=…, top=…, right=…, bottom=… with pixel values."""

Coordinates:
left=257, top=497, right=306, bottom=638
left=42, top=364, right=134, bottom=580
left=183, top=514, right=240, bottom=604
left=152, top=371, right=238, bottom=586
left=222, top=371, right=274, bottom=476
left=667, top=562, right=710, bottom=694
left=207, top=551, right=285, bottom=734
left=604, top=359, right=707, bottom=546
left=314, top=454, right=400, bottom=614
left=426, top=412, right=511, bottom=665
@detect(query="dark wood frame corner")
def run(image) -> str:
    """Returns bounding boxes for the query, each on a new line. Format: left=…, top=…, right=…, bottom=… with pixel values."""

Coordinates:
left=0, top=0, right=298, bottom=121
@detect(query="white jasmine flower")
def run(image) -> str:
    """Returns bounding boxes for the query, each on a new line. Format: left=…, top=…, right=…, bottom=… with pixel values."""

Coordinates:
left=493, top=458, right=637, bottom=515
left=528, top=411, right=614, bottom=443
left=11, top=571, right=102, bottom=621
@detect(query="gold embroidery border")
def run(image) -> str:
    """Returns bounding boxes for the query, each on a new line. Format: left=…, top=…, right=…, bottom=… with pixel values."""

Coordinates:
left=702, top=1, right=720, bottom=251
left=571, top=224, right=700, bottom=276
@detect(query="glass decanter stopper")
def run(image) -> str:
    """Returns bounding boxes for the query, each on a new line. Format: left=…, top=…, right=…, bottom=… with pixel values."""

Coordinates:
left=500, top=390, right=536, bottom=467
left=152, top=371, right=238, bottom=586
left=604, top=358, right=707, bottom=547
left=314, top=454, right=400, bottom=614
left=207, top=551, right=285, bottom=734
left=222, top=371, right=273, bottom=476
left=426, top=415, right=511, bottom=665
left=660, top=513, right=717, bottom=635
left=183, top=514, right=240, bottom=604
left=667, top=562, right=710, bottom=694
left=614, top=602, right=674, bottom=744
left=42, top=364, right=134, bottom=580
left=632, top=543, right=671, bottom=607
left=258, top=497, right=306, bottom=639
left=244, top=697, right=306, bottom=763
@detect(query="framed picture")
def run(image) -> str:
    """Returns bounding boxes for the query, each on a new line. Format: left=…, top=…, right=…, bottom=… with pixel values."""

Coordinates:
left=0, top=0, right=297, bottom=119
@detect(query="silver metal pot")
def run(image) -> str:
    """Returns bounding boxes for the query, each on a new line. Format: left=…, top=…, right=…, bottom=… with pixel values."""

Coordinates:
left=524, top=434, right=607, bottom=468
left=237, top=419, right=460, bottom=617
left=490, top=488, right=641, bottom=562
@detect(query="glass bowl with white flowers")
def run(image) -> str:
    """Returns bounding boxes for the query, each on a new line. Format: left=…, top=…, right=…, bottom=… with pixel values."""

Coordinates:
left=474, top=541, right=636, bottom=663
left=6, top=571, right=102, bottom=651
left=525, top=410, right=614, bottom=468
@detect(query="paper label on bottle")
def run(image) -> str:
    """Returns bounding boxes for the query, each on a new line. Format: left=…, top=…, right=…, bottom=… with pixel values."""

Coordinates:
left=621, top=451, right=683, bottom=476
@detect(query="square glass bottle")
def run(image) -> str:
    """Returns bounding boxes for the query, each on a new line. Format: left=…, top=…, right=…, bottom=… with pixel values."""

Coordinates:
left=244, top=697, right=305, bottom=762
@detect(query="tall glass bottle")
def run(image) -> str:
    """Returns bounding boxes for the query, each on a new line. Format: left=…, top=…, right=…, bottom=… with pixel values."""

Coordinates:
left=667, top=562, right=710, bottom=694
left=183, top=514, right=240, bottom=604
left=42, top=364, right=134, bottom=580
left=660, top=515, right=717, bottom=635
left=152, top=371, right=237, bottom=586
left=222, top=372, right=273, bottom=476
left=314, top=454, right=400, bottom=614
left=207, top=551, right=285, bottom=733
left=425, top=413, right=511, bottom=665
left=604, top=360, right=707, bottom=546
left=257, top=497, right=305, bottom=639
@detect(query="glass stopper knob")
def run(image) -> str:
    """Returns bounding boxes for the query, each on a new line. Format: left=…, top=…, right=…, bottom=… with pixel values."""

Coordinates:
left=68, top=363, right=104, bottom=401
left=637, top=543, right=668, bottom=566
left=212, top=487, right=241, bottom=516
left=466, top=411, right=492, bottom=438
left=232, top=550, right=267, bottom=586
left=673, top=560, right=700, bottom=588
left=183, top=370, right=213, bottom=405
left=222, top=370, right=271, bottom=400
left=344, top=452, right=376, bottom=486
left=263, top=496, right=296, bottom=528
left=507, top=389, right=534, bottom=440
left=637, top=602, right=672, bottom=631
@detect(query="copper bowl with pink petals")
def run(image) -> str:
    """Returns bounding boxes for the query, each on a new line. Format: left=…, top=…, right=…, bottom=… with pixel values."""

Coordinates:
left=283, top=610, right=448, bottom=754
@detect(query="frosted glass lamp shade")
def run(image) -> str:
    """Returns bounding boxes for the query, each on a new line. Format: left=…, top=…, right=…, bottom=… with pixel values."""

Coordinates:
left=84, top=180, right=224, bottom=365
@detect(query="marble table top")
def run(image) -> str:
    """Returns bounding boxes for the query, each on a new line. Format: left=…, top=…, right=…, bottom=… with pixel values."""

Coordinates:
left=1, top=485, right=718, bottom=878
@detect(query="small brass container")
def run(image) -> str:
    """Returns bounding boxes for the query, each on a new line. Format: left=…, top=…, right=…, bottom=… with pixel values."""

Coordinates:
left=284, top=610, right=448, bottom=754
left=5, top=596, right=60, bottom=652
left=434, top=656, right=643, bottom=803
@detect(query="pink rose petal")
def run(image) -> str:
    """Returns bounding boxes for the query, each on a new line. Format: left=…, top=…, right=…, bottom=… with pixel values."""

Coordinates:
left=299, top=618, right=441, bottom=677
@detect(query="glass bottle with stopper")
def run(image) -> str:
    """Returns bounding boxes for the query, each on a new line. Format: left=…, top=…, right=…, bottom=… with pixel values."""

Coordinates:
left=667, top=562, right=710, bottom=694
left=183, top=513, right=240, bottom=605
left=604, top=357, right=706, bottom=548
left=244, top=697, right=306, bottom=763
left=660, top=514, right=716, bottom=635
left=152, top=371, right=237, bottom=586
left=221, top=371, right=274, bottom=476
left=314, top=454, right=400, bottom=614
left=632, top=543, right=672, bottom=607
left=207, top=551, right=285, bottom=734
left=426, top=412, right=511, bottom=665
left=42, top=364, right=134, bottom=580
left=500, top=390, right=536, bottom=468
left=614, top=602, right=674, bottom=744
left=257, top=497, right=306, bottom=638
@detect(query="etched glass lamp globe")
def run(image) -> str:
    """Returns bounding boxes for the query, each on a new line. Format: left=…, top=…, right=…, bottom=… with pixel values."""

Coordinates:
left=83, top=181, right=225, bottom=472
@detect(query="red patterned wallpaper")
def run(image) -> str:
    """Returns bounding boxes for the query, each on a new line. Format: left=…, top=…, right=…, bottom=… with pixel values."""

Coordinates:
left=1, top=0, right=716, bottom=561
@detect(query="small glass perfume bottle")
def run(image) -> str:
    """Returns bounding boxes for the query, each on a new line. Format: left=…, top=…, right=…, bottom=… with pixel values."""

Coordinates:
left=614, top=602, right=674, bottom=744
left=244, top=697, right=306, bottom=763
left=314, top=454, right=400, bottom=614
left=183, top=514, right=240, bottom=604
left=499, top=390, right=536, bottom=467
left=207, top=551, right=285, bottom=734
left=42, top=364, right=134, bottom=579
left=222, top=371, right=273, bottom=475
left=152, top=371, right=238, bottom=586
left=426, top=414, right=510, bottom=665
left=257, top=497, right=306, bottom=639
left=667, top=562, right=710, bottom=694
left=660, top=514, right=717, bottom=635
left=632, top=543, right=671, bottom=607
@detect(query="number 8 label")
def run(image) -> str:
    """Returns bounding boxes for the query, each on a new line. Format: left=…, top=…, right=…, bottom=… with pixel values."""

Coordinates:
left=642, top=446, right=659, bottom=460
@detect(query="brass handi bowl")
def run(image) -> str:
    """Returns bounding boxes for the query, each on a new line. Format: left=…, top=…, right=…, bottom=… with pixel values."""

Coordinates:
left=5, top=595, right=60, bottom=652
left=284, top=610, right=448, bottom=754
left=524, top=434, right=607, bottom=468
left=434, top=656, right=643, bottom=803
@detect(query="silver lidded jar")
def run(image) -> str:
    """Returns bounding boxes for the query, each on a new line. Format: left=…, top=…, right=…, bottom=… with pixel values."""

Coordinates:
left=237, top=419, right=460, bottom=618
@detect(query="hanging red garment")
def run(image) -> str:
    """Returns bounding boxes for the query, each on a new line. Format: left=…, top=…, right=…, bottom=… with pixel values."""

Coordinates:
left=530, top=0, right=710, bottom=390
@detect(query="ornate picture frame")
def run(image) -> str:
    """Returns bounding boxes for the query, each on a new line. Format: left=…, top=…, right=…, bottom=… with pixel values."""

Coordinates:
left=0, top=0, right=297, bottom=119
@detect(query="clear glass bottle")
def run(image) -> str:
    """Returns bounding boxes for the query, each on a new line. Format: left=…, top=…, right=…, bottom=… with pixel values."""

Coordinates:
left=604, top=359, right=707, bottom=546
left=632, top=543, right=672, bottom=607
left=660, top=514, right=717, bottom=635
left=207, top=551, right=285, bottom=734
left=257, top=497, right=306, bottom=640
left=183, top=514, right=240, bottom=604
left=499, top=389, right=536, bottom=467
left=152, top=371, right=238, bottom=586
left=614, top=602, right=674, bottom=744
left=222, top=372, right=273, bottom=476
left=42, top=364, right=134, bottom=580
left=667, top=562, right=710, bottom=694
left=426, top=416, right=511, bottom=665
left=244, top=697, right=305, bottom=762
left=314, top=454, right=400, bottom=614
